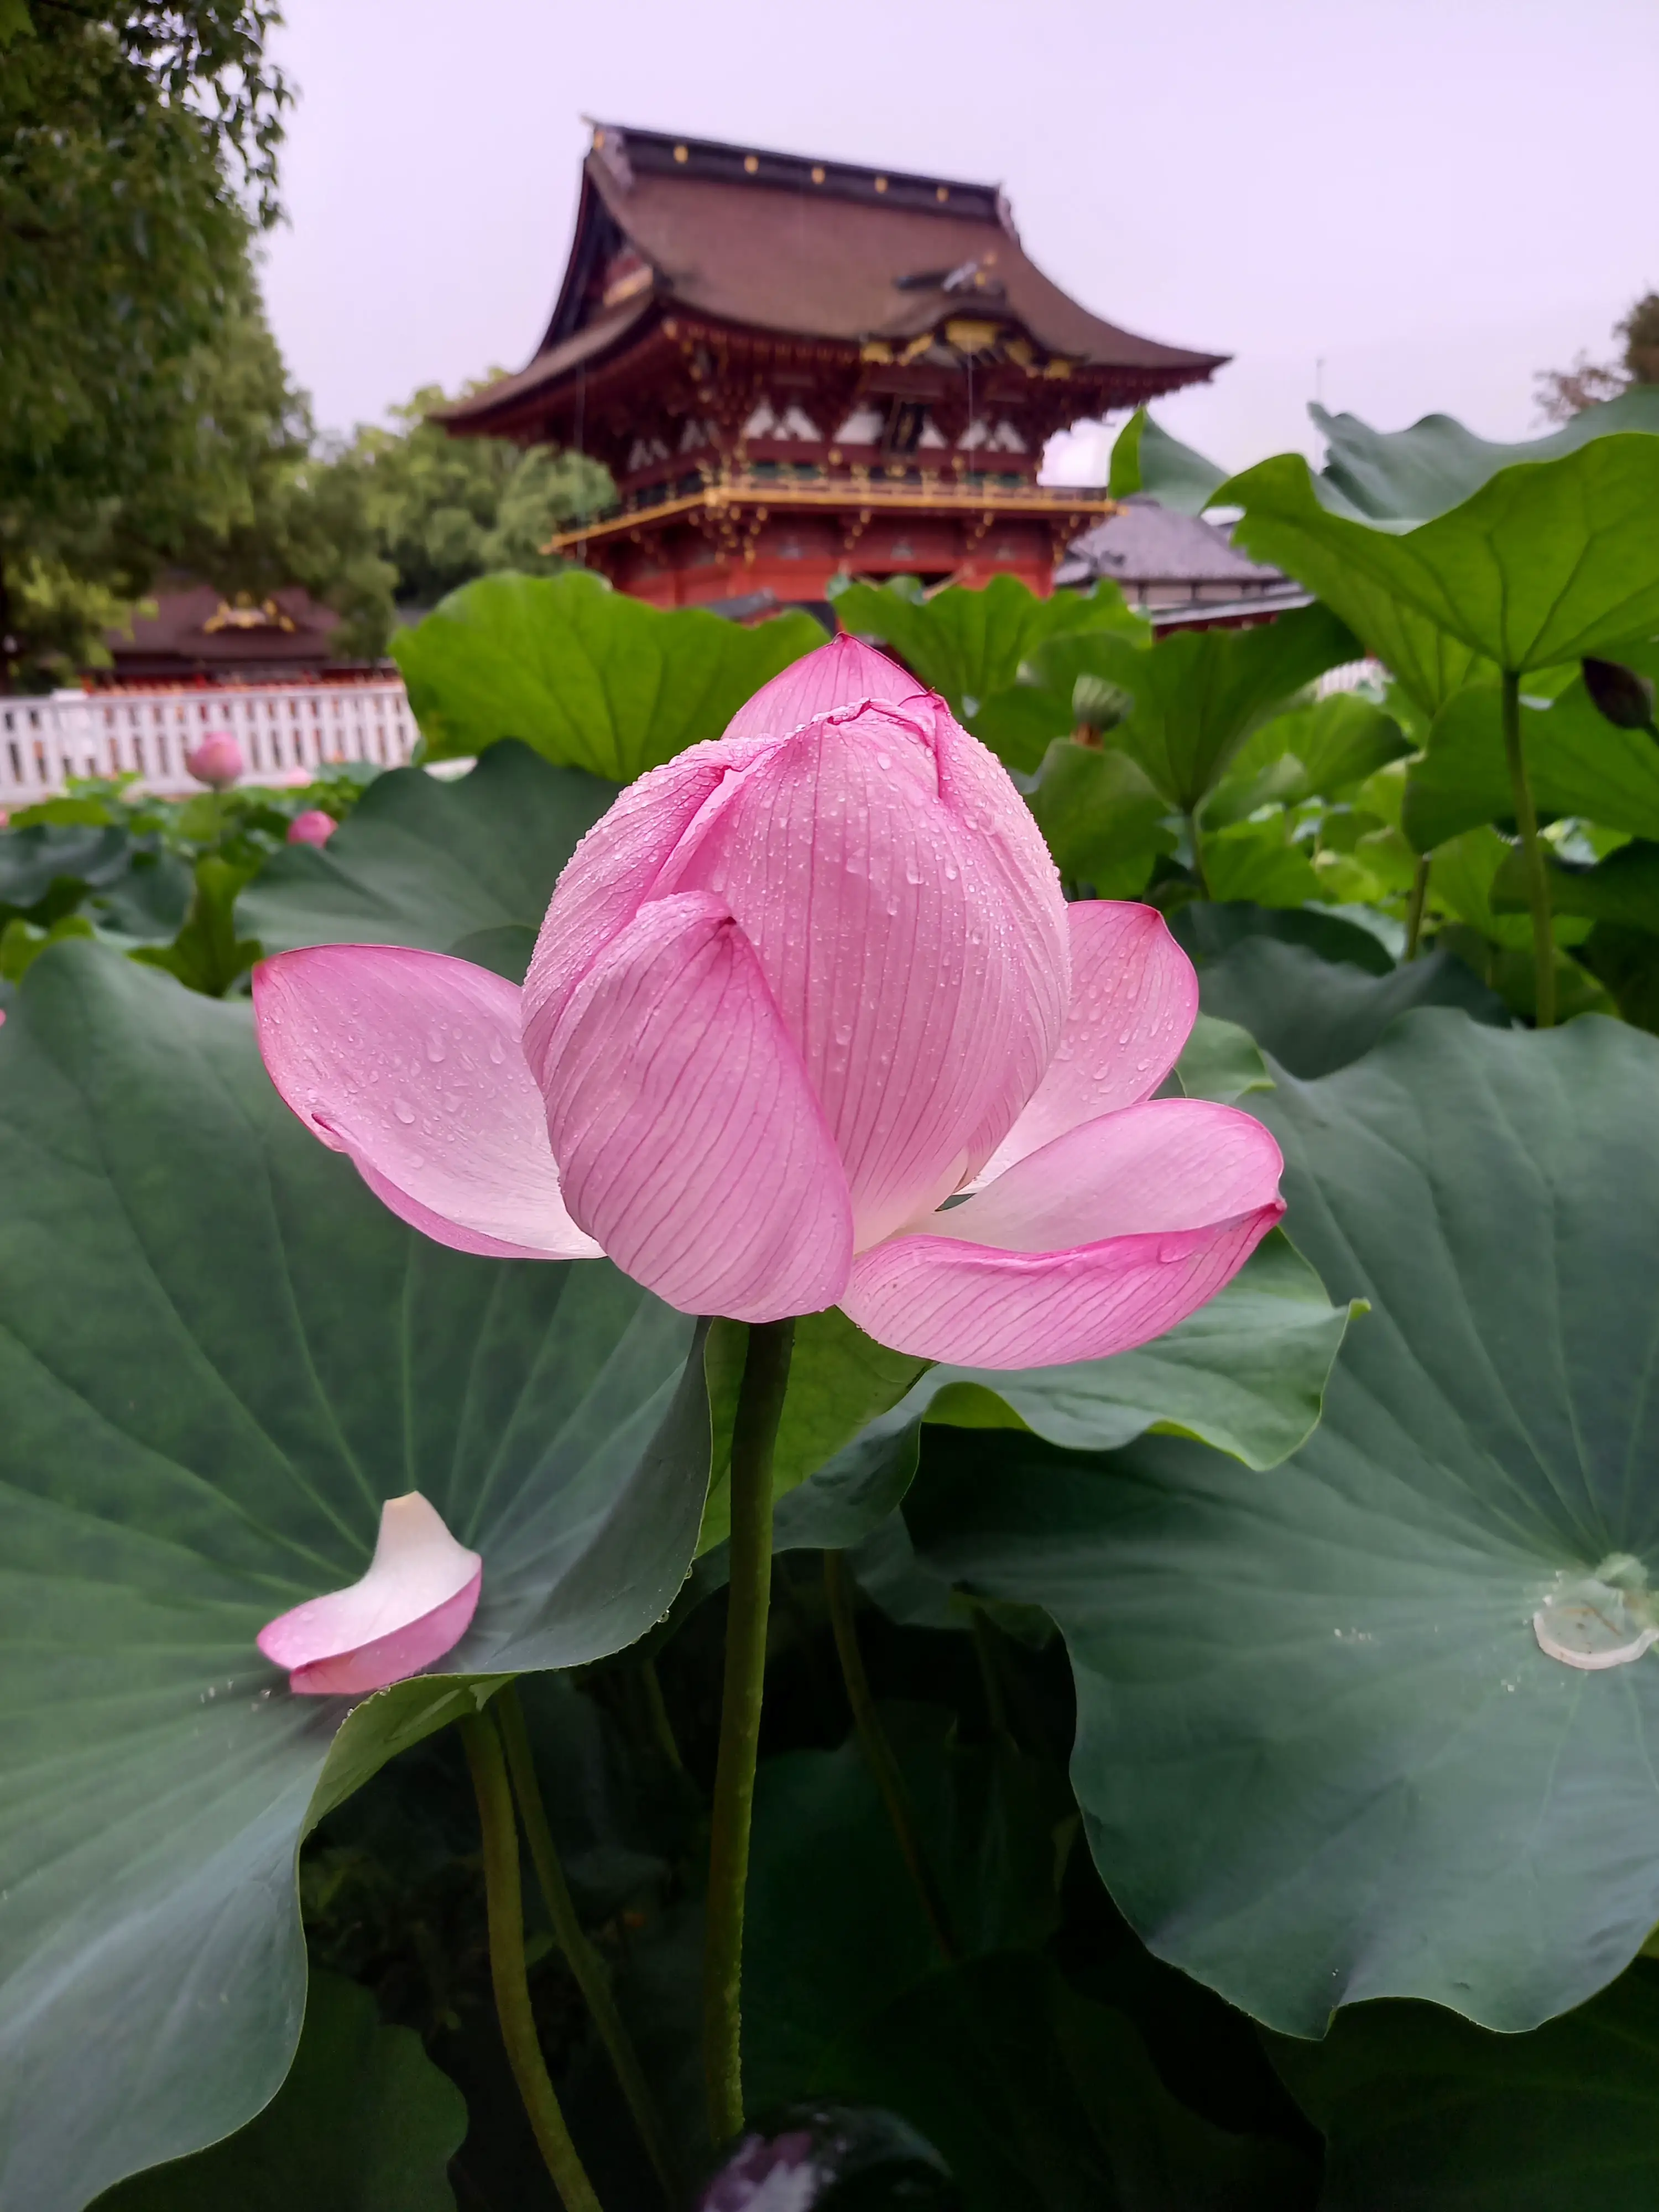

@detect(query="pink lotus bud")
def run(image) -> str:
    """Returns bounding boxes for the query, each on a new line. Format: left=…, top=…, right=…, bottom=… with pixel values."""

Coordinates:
left=286, top=808, right=337, bottom=847
left=257, top=1491, right=481, bottom=1697
left=185, top=732, right=245, bottom=789
left=254, top=636, right=1284, bottom=1367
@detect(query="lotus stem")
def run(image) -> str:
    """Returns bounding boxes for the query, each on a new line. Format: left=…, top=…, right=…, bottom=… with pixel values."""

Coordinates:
left=825, top=1548, right=960, bottom=1966
left=702, top=1316, right=795, bottom=2147
left=969, top=1605, right=1015, bottom=1747
left=1500, top=668, right=1556, bottom=1027
left=495, top=1685, right=679, bottom=2204
left=636, top=1654, right=686, bottom=1777
left=1405, top=855, right=1432, bottom=961
left=1185, top=806, right=1211, bottom=898
left=461, top=1710, right=604, bottom=2212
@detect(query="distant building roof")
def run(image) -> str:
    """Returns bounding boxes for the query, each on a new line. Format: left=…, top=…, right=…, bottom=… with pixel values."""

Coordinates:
left=102, top=586, right=342, bottom=680
left=441, top=124, right=1227, bottom=441
left=1056, top=494, right=1286, bottom=603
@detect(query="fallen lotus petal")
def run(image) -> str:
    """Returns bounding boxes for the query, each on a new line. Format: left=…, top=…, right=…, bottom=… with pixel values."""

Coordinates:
left=255, top=634, right=1283, bottom=1362
left=257, top=1491, right=481, bottom=1696
left=286, top=807, right=337, bottom=846
left=184, top=732, right=245, bottom=789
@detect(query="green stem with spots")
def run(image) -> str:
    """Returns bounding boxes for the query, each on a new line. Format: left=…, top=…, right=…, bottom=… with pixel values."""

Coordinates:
left=825, top=1548, right=959, bottom=1966
left=1405, top=854, right=1432, bottom=961
left=702, top=1317, right=795, bottom=2148
left=461, top=1710, right=604, bottom=2212
left=495, top=1686, right=679, bottom=2203
left=1500, top=667, right=1556, bottom=1028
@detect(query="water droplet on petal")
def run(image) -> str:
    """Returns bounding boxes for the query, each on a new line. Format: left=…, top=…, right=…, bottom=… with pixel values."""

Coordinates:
left=488, top=1036, right=506, bottom=1065
left=393, top=1098, right=416, bottom=1125
left=426, top=1031, right=446, bottom=1063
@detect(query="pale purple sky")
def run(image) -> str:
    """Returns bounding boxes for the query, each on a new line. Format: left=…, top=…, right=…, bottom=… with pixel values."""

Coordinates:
left=259, top=0, right=1657, bottom=476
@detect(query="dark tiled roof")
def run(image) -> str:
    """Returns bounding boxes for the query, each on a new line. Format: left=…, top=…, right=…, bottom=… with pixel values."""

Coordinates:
left=105, top=585, right=341, bottom=675
left=1061, top=496, right=1285, bottom=587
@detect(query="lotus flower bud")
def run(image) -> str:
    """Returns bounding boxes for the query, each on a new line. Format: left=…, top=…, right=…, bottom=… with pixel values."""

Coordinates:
left=286, top=808, right=337, bottom=847
left=185, top=732, right=245, bottom=789
left=254, top=637, right=1285, bottom=1368
left=1582, top=656, right=1657, bottom=737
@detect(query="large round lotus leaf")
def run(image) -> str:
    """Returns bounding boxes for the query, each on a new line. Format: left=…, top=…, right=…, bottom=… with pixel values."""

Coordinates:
left=1268, top=1959, right=1659, bottom=2211
left=390, top=570, right=826, bottom=775
left=239, top=739, right=615, bottom=982
left=97, top=1971, right=467, bottom=2212
left=1196, top=938, right=1505, bottom=1077
left=902, top=1012, right=1659, bottom=2034
left=1224, top=431, right=1659, bottom=678
left=0, top=945, right=710, bottom=2212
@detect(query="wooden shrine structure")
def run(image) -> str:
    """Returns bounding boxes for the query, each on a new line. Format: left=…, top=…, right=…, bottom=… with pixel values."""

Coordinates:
left=441, top=125, right=1229, bottom=608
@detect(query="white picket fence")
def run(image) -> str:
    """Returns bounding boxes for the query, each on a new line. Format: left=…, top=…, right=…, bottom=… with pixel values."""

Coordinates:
left=0, top=679, right=419, bottom=805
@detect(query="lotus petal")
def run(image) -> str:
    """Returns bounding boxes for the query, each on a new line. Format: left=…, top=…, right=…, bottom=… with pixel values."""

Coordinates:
left=258, top=1492, right=482, bottom=1697
left=844, top=1099, right=1283, bottom=1366
left=254, top=944, right=600, bottom=1260
left=540, top=889, right=854, bottom=1322
left=972, top=904, right=1199, bottom=1186
left=722, top=630, right=929, bottom=740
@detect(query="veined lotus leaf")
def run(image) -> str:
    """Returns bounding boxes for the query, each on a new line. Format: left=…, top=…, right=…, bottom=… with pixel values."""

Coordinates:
left=826, top=573, right=1142, bottom=721
left=901, top=1012, right=1659, bottom=2034
left=1222, top=427, right=1659, bottom=679
left=239, top=740, right=615, bottom=984
left=392, top=569, right=826, bottom=774
left=0, top=945, right=711, bottom=2212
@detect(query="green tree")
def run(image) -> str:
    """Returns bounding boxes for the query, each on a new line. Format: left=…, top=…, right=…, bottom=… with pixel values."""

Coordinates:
left=1536, top=291, right=1659, bottom=423
left=341, top=383, right=612, bottom=612
left=0, top=2, right=288, bottom=685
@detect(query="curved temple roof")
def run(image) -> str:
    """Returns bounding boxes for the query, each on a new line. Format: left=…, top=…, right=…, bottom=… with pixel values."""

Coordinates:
left=443, top=124, right=1226, bottom=438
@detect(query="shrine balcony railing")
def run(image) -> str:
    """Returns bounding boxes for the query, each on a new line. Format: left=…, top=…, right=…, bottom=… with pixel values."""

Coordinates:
left=0, top=676, right=419, bottom=807
left=549, top=468, right=1118, bottom=552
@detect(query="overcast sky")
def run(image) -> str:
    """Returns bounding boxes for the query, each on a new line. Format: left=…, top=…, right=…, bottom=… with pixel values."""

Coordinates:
left=259, top=0, right=1657, bottom=477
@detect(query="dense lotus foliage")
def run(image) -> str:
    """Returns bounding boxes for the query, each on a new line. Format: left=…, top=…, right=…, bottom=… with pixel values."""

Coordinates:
left=8, top=396, right=1659, bottom=2212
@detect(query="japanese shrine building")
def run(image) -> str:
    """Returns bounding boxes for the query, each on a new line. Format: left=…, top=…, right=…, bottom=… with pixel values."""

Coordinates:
left=441, top=124, right=1228, bottom=608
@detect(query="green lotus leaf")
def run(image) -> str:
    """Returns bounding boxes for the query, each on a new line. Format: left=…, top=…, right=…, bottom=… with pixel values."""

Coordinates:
left=1491, top=837, right=1659, bottom=938
left=827, top=573, right=1141, bottom=720
left=1194, top=937, right=1506, bottom=1077
left=1107, top=406, right=1231, bottom=516
left=1223, top=431, right=1659, bottom=679
left=902, top=1012, right=1659, bottom=2034
left=1403, top=677, right=1659, bottom=852
left=0, top=946, right=711, bottom=2212
left=1269, top=1958, right=1659, bottom=2211
left=1169, top=898, right=1395, bottom=977
left=815, top=1953, right=1310, bottom=2212
left=971, top=628, right=1150, bottom=773
left=1170, top=1010, right=1274, bottom=1105
left=1206, top=693, right=1413, bottom=828
left=1202, top=814, right=1325, bottom=907
left=392, top=570, right=825, bottom=774
left=1023, top=742, right=1173, bottom=893
left=239, top=741, right=615, bottom=982
left=1081, top=603, right=1361, bottom=814
left=1311, top=389, right=1659, bottom=521
left=699, top=1307, right=927, bottom=1552
left=96, top=1971, right=467, bottom=2212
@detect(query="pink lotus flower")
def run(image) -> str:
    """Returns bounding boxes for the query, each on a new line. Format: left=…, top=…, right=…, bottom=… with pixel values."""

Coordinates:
left=258, top=1492, right=481, bottom=1695
left=287, top=807, right=337, bottom=847
left=254, top=636, right=1283, bottom=1372
left=185, top=732, right=244, bottom=789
